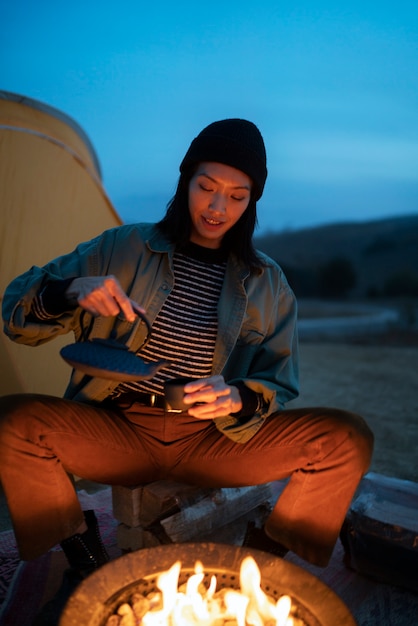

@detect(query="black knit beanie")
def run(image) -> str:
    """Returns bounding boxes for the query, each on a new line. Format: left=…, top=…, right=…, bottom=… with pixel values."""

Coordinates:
left=180, top=118, right=267, bottom=200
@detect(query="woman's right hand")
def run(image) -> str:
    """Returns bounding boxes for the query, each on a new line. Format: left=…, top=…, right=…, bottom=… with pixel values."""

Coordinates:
left=65, top=276, right=145, bottom=323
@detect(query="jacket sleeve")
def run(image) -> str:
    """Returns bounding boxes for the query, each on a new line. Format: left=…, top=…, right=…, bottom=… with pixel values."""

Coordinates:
left=1, top=232, right=112, bottom=346
left=240, top=278, right=299, bottom=409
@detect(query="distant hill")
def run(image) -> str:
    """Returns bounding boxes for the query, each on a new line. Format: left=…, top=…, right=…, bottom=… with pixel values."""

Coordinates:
left=254, top=214, right=418, bottom=298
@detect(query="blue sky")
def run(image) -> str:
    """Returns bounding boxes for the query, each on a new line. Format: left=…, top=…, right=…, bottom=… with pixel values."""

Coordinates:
left=1, top=1, right=417, bottom=233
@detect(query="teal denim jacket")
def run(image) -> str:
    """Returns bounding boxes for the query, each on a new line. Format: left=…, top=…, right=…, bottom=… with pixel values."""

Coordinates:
left=2, top=223, right=299, bottom=442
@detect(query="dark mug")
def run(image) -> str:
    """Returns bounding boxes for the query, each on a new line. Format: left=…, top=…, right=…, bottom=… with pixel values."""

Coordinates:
left=163, top=377, right=196, bottom=412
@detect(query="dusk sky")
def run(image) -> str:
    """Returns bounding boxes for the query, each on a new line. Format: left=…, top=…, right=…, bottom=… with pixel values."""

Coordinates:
left=1, top=1, right=417, bottom=233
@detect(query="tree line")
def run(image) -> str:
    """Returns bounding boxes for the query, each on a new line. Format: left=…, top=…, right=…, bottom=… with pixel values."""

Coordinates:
left=280, top=257, right=418, bottom=300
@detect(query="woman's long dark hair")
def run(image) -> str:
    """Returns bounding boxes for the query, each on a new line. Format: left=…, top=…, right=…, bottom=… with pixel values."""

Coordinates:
left=157, top=167, right=266, bottom=272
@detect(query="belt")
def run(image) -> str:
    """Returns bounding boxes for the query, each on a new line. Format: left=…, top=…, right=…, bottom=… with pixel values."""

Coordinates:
left=111, top=391, right=165, bottom=409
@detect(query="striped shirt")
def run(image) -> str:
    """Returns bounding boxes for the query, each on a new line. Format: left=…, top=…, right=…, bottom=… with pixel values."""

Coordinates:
left=114, top=243, right=227, bottom=396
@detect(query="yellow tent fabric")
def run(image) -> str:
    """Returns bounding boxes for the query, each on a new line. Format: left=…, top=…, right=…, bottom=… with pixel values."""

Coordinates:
left=0, top=92, right=122, bottom=396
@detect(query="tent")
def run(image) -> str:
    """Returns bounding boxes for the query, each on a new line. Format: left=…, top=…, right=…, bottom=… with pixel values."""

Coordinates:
left=0, top=91, right=122, bottom=396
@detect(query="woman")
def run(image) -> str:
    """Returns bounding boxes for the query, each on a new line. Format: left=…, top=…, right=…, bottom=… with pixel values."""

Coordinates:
left=0, top=119, right=374, bottom=624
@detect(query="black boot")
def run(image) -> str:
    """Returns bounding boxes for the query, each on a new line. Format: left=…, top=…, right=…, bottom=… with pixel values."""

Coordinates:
left=243, top=521, right=289, bottom=558
left=59, top=510, right=109, bottom=572
left=32, top=510, right=109, bottom=626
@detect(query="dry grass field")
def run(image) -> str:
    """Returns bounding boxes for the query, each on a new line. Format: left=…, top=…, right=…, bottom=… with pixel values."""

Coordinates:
left=289, top=338, right=418, bottom=483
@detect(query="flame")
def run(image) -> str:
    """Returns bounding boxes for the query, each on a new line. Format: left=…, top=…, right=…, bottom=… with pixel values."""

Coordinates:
left=111, top=556, right=294, bottom=625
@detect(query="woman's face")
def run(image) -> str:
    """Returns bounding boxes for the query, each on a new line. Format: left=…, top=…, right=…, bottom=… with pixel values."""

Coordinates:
left=188, top=162, right=252, bottom=249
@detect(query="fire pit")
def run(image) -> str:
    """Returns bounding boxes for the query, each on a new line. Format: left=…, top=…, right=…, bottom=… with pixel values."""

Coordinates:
left=60, top=543, right=355, bottom=626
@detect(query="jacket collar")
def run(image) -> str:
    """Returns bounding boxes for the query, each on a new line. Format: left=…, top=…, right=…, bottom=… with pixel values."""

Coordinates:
left=143, top=222, right=256, bottom=281
left=144, top=223, right=174, bottom=254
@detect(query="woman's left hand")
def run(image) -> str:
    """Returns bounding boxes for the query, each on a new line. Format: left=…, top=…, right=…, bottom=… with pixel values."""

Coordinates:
left=183, top=375, right=242, bottom=420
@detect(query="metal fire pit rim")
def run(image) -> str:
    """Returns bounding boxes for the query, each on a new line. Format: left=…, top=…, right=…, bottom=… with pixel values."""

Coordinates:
left=60, top=542, right=356, bottom=626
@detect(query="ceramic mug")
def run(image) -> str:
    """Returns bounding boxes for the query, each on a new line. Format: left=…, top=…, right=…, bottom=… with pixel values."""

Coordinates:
left=163, top=377, right=196, bottom=412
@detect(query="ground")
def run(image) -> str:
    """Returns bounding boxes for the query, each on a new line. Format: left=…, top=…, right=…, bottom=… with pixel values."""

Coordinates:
left=290, top=337, right=418, bottom=483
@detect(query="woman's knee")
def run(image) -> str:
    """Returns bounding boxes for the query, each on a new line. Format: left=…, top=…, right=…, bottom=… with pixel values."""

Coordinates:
left=0, top=393, right=56, bottom=438
left=326, top=407, right=374, bottom=470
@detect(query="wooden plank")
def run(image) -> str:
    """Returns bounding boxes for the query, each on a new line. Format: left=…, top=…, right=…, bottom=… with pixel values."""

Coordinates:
left=139, top=481, right=216, bottom=526
left=116, top=523, right=146, bottom=551
left=112, top=485, right=144, bottom=527
left=112, top=481, right=216, bottom=526
left=352, top=473, right=418, bottom=531
left=161, top=484, right=273, bottom=543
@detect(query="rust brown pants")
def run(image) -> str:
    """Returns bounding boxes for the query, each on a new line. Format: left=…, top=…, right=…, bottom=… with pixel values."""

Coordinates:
left=0, top=393, right=373, bottom=566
